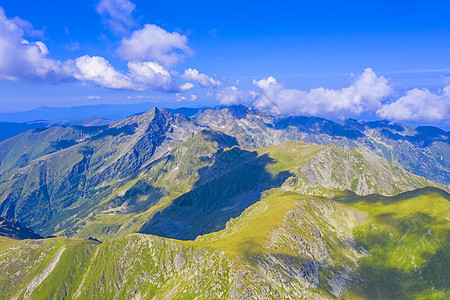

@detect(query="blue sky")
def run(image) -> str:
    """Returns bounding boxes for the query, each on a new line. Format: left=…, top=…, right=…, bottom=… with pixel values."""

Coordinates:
left=0, top=0, right=449, bottom=126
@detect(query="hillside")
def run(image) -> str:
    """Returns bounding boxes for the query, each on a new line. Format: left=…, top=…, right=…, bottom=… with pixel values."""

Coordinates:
left=0, top=117, right=444, bottom=240
left=0, top=187, right=447, bottom=299
left=0, top=106, right=448, bottom=299
left=0, top=108, right=203, bottom=236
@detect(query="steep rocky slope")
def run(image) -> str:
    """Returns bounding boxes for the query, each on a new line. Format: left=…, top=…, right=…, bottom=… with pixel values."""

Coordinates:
left=281, top=144, right=438, bottom=197
left=0, top=108, right=203, bottom=236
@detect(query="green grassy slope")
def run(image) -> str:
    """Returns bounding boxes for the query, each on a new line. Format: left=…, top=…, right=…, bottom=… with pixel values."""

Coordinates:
left=0, top=187, right=447, bottom=299
left=341, top=187, right=450, bottom=299
left=74, top=138, right=445, bottom=242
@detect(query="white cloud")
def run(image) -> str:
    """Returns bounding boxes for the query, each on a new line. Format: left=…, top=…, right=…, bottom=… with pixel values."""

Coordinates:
left=87, top=95, right=101, bottom=100
left=0, top=7, right=75, bottom=83
left=96, top=0, right=137, bottom=35
left=216, top=86, right=256, bottom=105
left=128, top=61, right=193, bottom=92
left=181, top=68, right=221, bottom=88
left=75, top=55, right=134, bottom=89
left=176, top=94, right=186, bottom=101
left=0, top=5, right=192, bottom=93
left=252, top=68, right=392, bottom=119
left=190, top=94, right=197, bottom=101
left=253, top=76, right=277, bottom=90
left=116, top=24, right=192, bottom=67
left=75, top=55, right=193, bottom=92
left=11, top=15, right=44, bottom=37
left=377, top=87, right=450, bottom=122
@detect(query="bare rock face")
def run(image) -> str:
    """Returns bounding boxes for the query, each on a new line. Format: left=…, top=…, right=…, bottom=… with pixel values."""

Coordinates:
left=281, top=145, right=445, bottom=196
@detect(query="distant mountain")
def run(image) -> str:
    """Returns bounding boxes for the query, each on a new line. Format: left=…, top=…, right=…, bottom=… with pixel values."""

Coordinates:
left=1, top=104, right=448, bottom=185
left=0, top=121, right=49, bottom=142
left=0, top=103, right=204, bottom=123
left=196, top=105, right=450, bottom=184
left=0, top=118, right=115, bottom=143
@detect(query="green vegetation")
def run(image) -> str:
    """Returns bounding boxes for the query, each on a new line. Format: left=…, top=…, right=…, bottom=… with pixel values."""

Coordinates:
left=192, top=191, right=301, bottom=257
left=0, top=107, right=449, bottom=299
left=1, top=187, right=447, bottom=299
left=342, top=188, right=450, bottom=299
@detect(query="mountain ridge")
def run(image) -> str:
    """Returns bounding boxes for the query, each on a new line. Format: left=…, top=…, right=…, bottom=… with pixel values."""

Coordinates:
left=0, top=105, right=449, bottom=299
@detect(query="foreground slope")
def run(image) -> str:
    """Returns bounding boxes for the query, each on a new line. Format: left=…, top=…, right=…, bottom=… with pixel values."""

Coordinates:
left=0, top=187, right=448, bottom=299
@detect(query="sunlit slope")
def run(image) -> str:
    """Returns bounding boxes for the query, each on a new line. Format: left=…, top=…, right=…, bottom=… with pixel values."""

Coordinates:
left=281, top=143, right=443, bottom=197
left=1, top=187, right=448, bottom=299
left=73, top=138, right=443, bottom=241
left=73, top=137, right=324, bottom=240
left=342, top=187, right=450, bottom=299
left=0, top=108, right=446, bottom=243
left=0, top=236, right=99, bottom=299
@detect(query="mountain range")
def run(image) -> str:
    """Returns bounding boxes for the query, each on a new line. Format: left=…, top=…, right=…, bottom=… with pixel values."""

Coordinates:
left=0, top=105, right=448, bottom=299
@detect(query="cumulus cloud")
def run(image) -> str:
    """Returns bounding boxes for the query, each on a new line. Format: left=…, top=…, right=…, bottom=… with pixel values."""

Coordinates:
left=128, top=61, right=193, bottom=92
left=181, top=68, right=221, bottom=88
left=377, top=87, right=450, bottom=122
left=116, top=24, right=192, bottom=67
left=176, top=94, right=186, bottom=101
left=75, top=55, right=133, bottom=89
left=96, top=0, right=137, bottom=35
left=216, top=86, right=256, bottom=105
left=75, top=55, right=193, bottom=92
left=0, top=7, right=75, bottom=83
left=253, top=76, right=277, bottom=90
left=252, top=68, right=392, bottom=119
